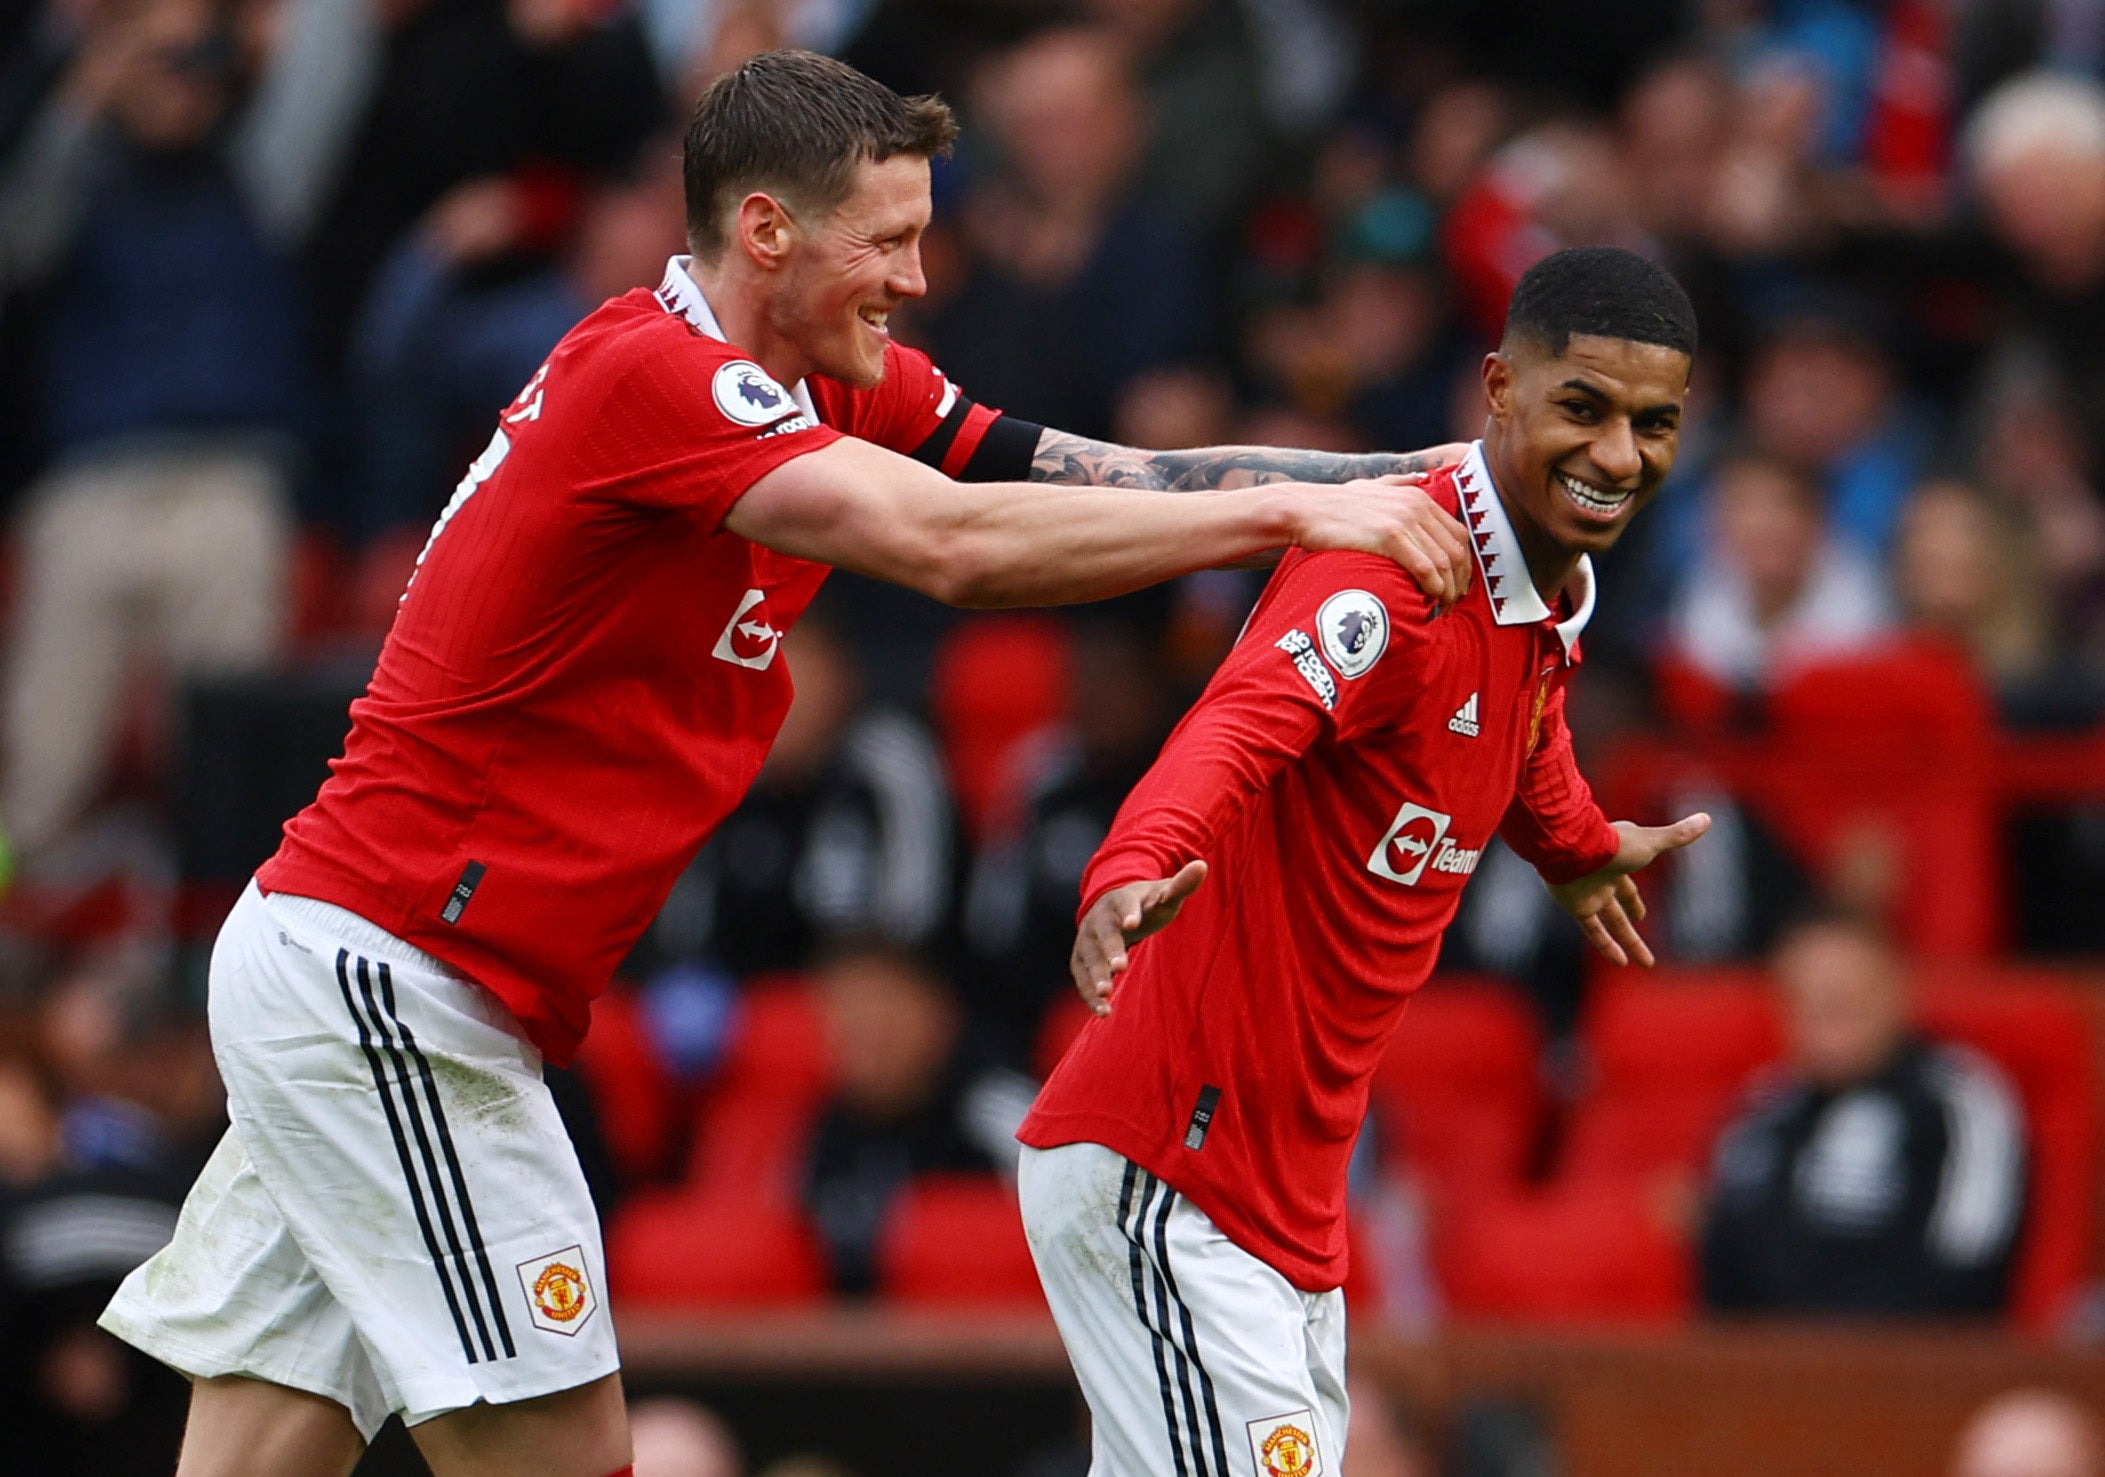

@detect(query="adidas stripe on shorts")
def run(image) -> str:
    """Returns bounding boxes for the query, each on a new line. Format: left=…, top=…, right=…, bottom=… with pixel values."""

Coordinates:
left=101, top=882, right=618, bottom=1439
left=1018, top=1141, right=1347, bottom=1477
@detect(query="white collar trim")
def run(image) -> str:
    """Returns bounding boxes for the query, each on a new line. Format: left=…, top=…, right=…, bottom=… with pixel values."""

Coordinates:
left=654, top=255, right=819, bottom=422
left=1456, top=441, right=1596, bottom=659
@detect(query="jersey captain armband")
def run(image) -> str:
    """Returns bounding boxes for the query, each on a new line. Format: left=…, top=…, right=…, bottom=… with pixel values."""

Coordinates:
left=910, top=401, right=1042, bottom=483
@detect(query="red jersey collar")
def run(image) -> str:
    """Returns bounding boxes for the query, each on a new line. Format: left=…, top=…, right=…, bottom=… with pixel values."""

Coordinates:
left=655, top=256, right=820, bottom=422
left=1457, top=441, right=1595, bottom=660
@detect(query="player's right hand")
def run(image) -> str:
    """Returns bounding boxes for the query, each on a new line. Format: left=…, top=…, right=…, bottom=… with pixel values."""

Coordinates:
left=1070, top=860, right=1209, bottom=1017
left=1286, top=477, right=1472, bottom=613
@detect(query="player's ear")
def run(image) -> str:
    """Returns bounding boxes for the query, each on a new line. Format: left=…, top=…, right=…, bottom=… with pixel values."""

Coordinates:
left=1482, top=351, right=1515, bottom=419
left=736, top=192, right=795, bottom=270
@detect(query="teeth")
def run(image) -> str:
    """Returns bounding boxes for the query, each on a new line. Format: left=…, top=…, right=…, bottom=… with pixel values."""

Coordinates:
left=859, top=308, right=889, bottom=328
left=1559, top=472, right=1629, bottom=516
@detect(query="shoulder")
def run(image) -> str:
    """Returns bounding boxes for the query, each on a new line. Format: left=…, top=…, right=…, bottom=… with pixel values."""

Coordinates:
left=1915, top=1040, right=2024, bottom=1117
left=1266, top=548, right=1438, bottom=655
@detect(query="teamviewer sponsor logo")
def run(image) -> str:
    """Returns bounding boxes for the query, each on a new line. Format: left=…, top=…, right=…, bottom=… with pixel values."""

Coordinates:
left=712, top=588, right=782, bottom=670
left=1367, top=801, right=1482, bottom=885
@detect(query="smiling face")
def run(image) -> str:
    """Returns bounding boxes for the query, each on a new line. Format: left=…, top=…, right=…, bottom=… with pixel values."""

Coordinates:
left=1482, top=331, right=1690, bottom=590
left=763, top=153, right=932, bottom=389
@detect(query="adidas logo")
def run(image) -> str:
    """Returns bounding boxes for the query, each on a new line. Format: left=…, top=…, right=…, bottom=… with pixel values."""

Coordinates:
left=1448, top=692, right=1480, bottom=737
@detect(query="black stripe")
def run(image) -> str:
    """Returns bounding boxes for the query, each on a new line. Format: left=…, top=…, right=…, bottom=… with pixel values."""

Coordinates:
left=957, top=412, right=1042, bottom=483
left=906, top=395, right=974, bottom=470
left=354, top=957, right=500, bottom=1363
left=1145, top=1174, right=1215, bottom=1477
left=1149, top=1174, right=1232, bottom=1477
left=335, top=950, right=478, bottom=1363
left=1121, top=1162, right=1191, bottom=1477
left=377, top=962, right=517, bottom=1359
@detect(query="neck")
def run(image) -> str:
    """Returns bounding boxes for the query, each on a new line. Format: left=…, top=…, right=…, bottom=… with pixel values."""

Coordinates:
left=684, top=255, right=809, bottom=388
left=1484, top=435, right=1582, bottom=600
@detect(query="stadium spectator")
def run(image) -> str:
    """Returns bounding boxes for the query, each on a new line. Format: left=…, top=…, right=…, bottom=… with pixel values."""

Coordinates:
left=1890, top=476, right=2100, bottom=726
left=1968, top=359, right=2105, bottom=671
left=0, top=0, right=367, bottom=872
left=800, top=945, right=1014, bottom=1295
left=961, top=618, right=1178, bottom=1072
left=628, top=1395, right=745, bottom=1477
left=926, top=25, right=1204, bottom=439
left=7, top=943, right=221, bottom=1476
left=1964, top=72, right=2105, bottom=478
left=1664, top=446, right=1893, bottom=693
left=303, top=0, right=665, bottom=383
left=1738, top=299, right=1933, bottom=559
left=1700, top=908, right=2028, bottom=1318
left=1952, top=1389, right=2105, bottom=1477
left=1077, top=0, right=1279, bottom=237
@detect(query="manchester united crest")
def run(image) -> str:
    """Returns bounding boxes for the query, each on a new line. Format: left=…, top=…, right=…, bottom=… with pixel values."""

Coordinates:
left=517, top=1245, right=596, bottom=1335
left=1247, top=1411, right=1324, bottom=1477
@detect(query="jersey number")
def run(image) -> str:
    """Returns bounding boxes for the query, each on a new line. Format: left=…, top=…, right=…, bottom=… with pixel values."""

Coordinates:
left=403, top=427, right=509, bottom=599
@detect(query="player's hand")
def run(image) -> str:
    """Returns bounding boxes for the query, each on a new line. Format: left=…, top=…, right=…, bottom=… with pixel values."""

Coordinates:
left=1070, top=860, right=1208, bottom=1017
left=1287, top=476, right=1473, bottom=613
left=1546, top=813, right=1711, bottom=968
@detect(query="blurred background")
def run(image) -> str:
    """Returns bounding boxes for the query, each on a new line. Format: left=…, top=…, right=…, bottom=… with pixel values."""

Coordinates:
left=6, top=0, right=2105, bottom=1472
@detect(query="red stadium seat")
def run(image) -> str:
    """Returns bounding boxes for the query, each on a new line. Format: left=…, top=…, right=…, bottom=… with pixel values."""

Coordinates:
left=1369, top=975, right=1545, bottom=1207
left=1562, top=967, right=1781, bottom=1184
left=608, top=1186, right=829, bottom=1307
left=1438, top=1180, right=1692, bottom=1324
left=1031, top=992, right=1096, bottom=1081
left=571, top=982, right=683, bottom=1184
left=876, top=1174, right=1045, bottom=1309
left=682, top=976, right=837, bottom=1200
left=929, top=615, right=1072, bottom=841
left=1759, top=641, right=2003, bottom=955
left=1914, top=973, right=2100, bottom=1334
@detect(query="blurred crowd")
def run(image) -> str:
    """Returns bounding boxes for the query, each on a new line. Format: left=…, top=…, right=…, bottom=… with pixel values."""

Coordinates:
left=7, top=0, right=2105, bottom=1470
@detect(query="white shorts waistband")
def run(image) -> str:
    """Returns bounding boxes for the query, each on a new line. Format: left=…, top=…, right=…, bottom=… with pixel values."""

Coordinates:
left=256, top=885, right=459, bottom=979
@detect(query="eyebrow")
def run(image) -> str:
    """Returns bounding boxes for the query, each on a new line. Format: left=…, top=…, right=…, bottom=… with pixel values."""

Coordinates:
left=1557, top=378, right=1681, bottom=417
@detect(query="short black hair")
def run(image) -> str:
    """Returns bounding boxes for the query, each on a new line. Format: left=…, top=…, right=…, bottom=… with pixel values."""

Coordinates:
left=1501, top=246, right=1698, bottom=359
left=683, top=50, right=957, bottom=258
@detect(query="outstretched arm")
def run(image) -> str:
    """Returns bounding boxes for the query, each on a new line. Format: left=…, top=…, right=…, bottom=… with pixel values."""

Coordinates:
left=724, top=435, right=1448, bottom=609
left=1029, top=429, right=1474, bottom=603
left=1027, top=428, right=1470, bottom=491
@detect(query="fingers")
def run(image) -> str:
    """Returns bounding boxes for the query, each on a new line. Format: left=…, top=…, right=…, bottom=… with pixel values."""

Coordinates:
left=1617, top=873, right=1645, bottom=925
left=1401, top=494, right=1471, bottom=611
left=1070, top=903, right=1132, bottom=1017
left=1579, top=912, right=1628, bottom=967
left=1160, top=858, right=1209, bottom=907
left=1602, top=893, right=1655, bottom=968
left=1667, top=812, right=1713, bottom=849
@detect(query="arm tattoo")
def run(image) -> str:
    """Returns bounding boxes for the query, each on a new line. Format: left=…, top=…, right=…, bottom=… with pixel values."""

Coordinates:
left=1027, top=428, right=1455, bottom=490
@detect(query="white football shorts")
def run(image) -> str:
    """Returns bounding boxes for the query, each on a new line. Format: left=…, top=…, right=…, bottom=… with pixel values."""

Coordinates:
left=101, top=881, right=618, bottom=1440
left=1018, top=1141, right=1348, bottom=1477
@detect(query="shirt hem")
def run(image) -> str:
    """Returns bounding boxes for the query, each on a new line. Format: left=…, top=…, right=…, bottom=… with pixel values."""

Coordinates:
left=1016, top=1110, right=1345, bottom=1294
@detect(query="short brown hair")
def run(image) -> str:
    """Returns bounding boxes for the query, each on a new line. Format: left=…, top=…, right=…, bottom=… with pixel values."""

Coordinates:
left=682, top=50, right=957, bottom=258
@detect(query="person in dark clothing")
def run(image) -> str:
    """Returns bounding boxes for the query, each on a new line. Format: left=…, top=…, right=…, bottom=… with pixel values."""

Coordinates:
left=960, top=618, right=1177, bottom=1072
left=799, top=945, right=1010, bottom=1295
left=1701, top=910, right=2028, bottom=1318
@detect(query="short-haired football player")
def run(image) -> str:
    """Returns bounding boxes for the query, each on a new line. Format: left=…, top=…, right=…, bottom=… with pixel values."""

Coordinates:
left=97, top=49, right=1474, bottom=1477
left=1018, top=246, right=1712, bottom=1477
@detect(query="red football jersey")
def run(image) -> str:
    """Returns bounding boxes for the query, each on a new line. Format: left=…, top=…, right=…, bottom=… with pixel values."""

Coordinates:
left=1018, top=443, right=1623, bottom=1291
left=261, top=259, right=1002, bottom=1064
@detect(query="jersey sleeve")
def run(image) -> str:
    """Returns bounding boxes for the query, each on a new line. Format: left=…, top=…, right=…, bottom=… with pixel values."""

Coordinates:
left=1081, top=551, right=1435, bottom=911
left=821, top=341, right=1040, bottom=482
left=578, top=341, right=841, bottom=526
left=1496, top=678, right=1621, bottom=883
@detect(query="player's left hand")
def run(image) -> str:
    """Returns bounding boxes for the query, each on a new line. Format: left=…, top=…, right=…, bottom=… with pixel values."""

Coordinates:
left=1070, top=860, right=1208, bottom=1016
left=1546, top=813, right=1711, bottom=968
